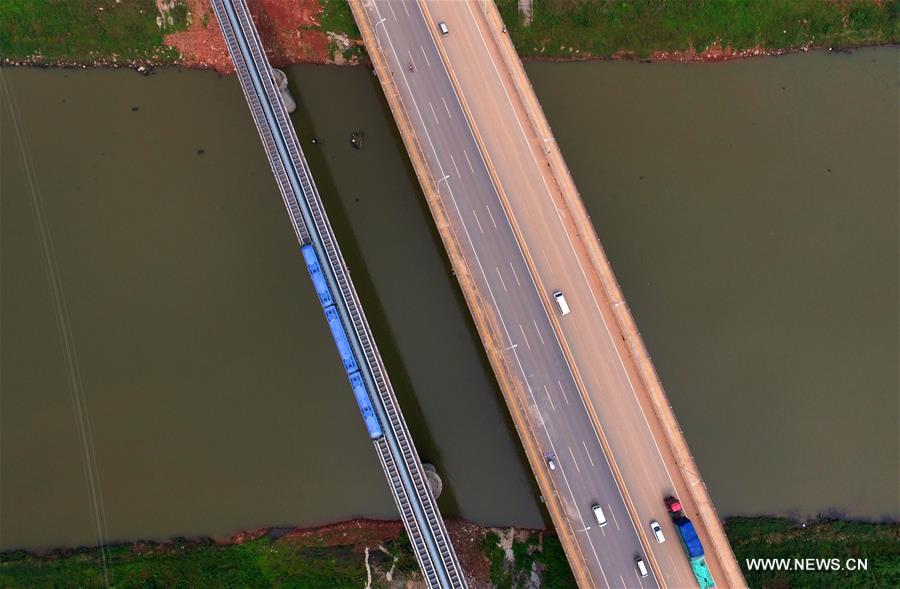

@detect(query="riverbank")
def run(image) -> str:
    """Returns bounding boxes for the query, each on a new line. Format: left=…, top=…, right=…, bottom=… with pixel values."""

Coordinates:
left=1, top=516, right=897, bottom=588
left=0, top=519, right=575, bottom=589
left=1, top=0, right=896, bottom=72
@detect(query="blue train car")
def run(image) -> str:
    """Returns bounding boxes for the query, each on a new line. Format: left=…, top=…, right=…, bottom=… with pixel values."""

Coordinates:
left=350, top=372, right=383, bottom=439
left=325, top=306, right=359, bottom=374
left=301, top=244, right=334, bottom=309
left=302, top=243, right=382, bottom=440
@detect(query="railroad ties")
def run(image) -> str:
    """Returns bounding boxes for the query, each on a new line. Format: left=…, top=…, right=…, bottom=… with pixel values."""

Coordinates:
left=210, top=1, right=466, bottom=588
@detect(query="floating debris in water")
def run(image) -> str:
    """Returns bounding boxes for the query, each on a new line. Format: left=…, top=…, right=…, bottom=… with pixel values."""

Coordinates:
left=351, top=131, right=364, bottom=150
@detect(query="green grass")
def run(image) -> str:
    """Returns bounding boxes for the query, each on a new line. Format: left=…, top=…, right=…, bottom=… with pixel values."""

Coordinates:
left=0, top=537, right=367, bottom=589
left=482, top=530, right=577, bottom=589
left=728, top=517, right=900, bottom=588
left=497, top=0, right=899, bottom=59
left=0, top=0, right=190, bottom=63
left=319, top=0, right=360, bottom=39
left=3, top=518, right=898, bottom=587
left=3, top=0, right=893, bottom=65
left=538, top=536, right=578, bottom=589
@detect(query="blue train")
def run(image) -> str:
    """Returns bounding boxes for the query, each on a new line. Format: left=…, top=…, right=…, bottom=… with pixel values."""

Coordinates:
left=301, top=244, right=383, bottom=439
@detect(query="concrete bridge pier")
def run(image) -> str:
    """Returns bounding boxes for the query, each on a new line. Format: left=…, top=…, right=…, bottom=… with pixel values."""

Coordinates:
left=271, top=68, right=296, bottom=113
left=422, top=463, right=443, bottom=498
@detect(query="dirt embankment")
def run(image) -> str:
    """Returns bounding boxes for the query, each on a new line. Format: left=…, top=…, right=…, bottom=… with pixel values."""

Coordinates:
left=10, top=518, right=501, bottom=588
left=225, top=517, right=492, bottom=585
left=164, top=0, right=337, bottom=73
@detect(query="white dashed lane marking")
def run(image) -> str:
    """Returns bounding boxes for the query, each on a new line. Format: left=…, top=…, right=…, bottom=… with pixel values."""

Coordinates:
left=583, top=440, right=595, bottom=467
left=544, top=384, right=556, bottom=411
left=442, top=96, right=453, bottom=119
left=463, top=149, right=475, bottom=174
left=568, top=446, right=580, bottom=473
left=450, top=154, right=461, bottom=178
left=532, top=319, right=545, bottom=345
left=485, top=205, right=498, bottom=229
left=473, top=210, right=484, bottom=233
left=519, top=323, right=531, bottom=350
left=557, top=379, right=570, bottom=405
left=509, top=261, right=521, bottom=286
left=609, top=505, right=621, bottom=531
left=429, top=101, right=440, bottom=125
left=495, top=267, right=507, bottom=292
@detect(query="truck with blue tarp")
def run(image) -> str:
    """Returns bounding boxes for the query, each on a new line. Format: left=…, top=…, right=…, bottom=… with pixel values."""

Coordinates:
left=665, top=496, right=715, bottom=589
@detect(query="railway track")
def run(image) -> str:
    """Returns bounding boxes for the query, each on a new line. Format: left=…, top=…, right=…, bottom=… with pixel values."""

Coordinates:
left=211, top=1, right=466, bottom=587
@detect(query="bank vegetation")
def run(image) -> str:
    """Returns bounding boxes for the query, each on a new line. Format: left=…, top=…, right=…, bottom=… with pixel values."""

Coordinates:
left=1, top=517, right=898, bottom=588
left=0, top=0, right=896, bottom=69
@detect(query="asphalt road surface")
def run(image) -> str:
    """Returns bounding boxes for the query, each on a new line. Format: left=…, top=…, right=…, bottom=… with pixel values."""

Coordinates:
left=359, top=1, right=720, bottom=587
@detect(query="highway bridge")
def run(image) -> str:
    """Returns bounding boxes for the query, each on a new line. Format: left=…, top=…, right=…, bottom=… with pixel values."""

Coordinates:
left=211, top=1, right=466, bottom=587
left=350, top=1, right=747, bottom=588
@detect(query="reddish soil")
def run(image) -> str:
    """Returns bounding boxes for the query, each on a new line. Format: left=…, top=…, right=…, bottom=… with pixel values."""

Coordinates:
left=649, top=42, right=797, bottom=63
left=446, top=519, right=493, bottom=587
left=165, top=0, right=332, bottom=73
left=233, top=518, right=492, bottom=586
left=263, top=518, right=406, bottom=547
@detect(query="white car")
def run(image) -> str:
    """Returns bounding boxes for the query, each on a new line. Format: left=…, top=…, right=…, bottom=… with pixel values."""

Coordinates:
left=649, top=520, right=665, bottom=543
left=553, top=291, right=570, bottom=315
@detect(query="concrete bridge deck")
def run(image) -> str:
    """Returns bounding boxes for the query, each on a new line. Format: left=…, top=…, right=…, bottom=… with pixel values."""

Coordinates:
left=350, top=1, right=746, bottom=587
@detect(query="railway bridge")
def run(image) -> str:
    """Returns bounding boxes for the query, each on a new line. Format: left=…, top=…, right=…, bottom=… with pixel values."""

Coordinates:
left=211, top=1, right=466, bottom=587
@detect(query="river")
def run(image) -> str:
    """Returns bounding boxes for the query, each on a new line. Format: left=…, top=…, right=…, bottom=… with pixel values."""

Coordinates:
left=0, top=46, right=896, bottom=550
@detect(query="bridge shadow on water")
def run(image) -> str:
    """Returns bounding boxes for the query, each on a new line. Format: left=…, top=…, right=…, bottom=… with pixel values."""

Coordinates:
left=284, top=66, right=548, bottom=527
